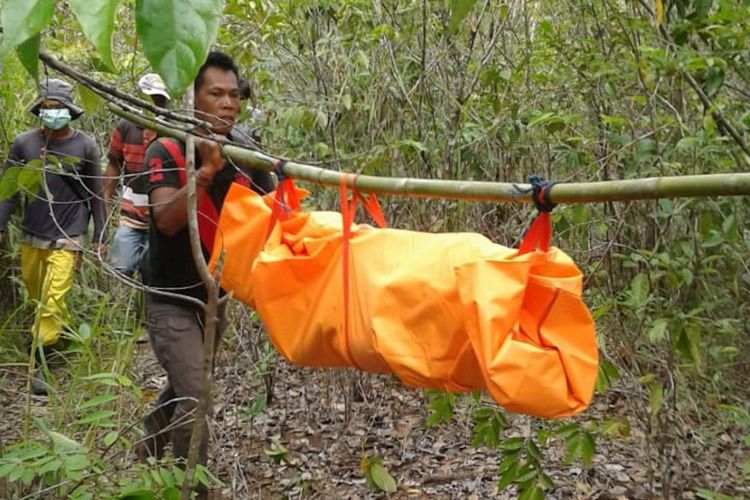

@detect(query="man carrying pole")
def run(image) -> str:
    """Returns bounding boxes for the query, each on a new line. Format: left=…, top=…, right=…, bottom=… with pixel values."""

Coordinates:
left=137, top=52, right=274, bottom=497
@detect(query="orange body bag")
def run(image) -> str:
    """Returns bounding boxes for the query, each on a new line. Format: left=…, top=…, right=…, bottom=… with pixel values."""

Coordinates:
left=209, top=181, right=598, bottom=418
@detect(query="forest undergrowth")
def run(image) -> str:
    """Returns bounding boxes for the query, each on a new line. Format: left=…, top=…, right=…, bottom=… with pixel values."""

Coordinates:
left=1, top=0, right=749, bottom=498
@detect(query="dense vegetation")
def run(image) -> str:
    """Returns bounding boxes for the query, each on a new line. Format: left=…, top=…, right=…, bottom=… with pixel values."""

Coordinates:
left=0, top=0, right=748, bottom=498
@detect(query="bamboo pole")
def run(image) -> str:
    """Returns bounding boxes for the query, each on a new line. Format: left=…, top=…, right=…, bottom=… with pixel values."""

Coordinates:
left=110, top=104, right=750, bottom=205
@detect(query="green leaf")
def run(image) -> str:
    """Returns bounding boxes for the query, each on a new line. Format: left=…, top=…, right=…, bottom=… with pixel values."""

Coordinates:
left=499, top=437, right=525, bottom=451
left=703, top=113, right=717, bottom=136
left=369, top=462, right=397, bottom=493
left=48, top=431, right=83, bottom=450
left=515, top=467, right=537, bottom=484
left=675, top=136, right=701, bottom=151
left=0, top=463, right=17, bottom=478
left=527, top=112, right=563, bottom=131
left=16, top=35, right=41, bottom=80
left=341, top=93, right=352, bottom=111
left=539, top=472, right=555, bottom=490
left=17, top=165, right=44, bottom=194
left=103, top=431, right=119, bottom=447
left=637, top=138, right=659, bottom=162
left=425, top=390, right=454, bottom=427
left=600, top=114, right=629, bottom=129
left=69, top=0, right=119, bottom=72
left=694, top=0, right=713, bottom=19
left=705, top=66, right=724, bottom=97
left=263, top=440, right=289, bottom=464
left=474, top=407, right=494, bottom=422
left=595, top=359, right=620, bottom=394
left=649, top=381, right=664, bottom=415
left=65, top=454, right=89, bottom=471
left=315, top=110, right=328, bottom=129
left=159, top=467, right=175, bottom=487
left=684, top=323, right=702, bottom=370
left=135, top=0, right=223, bottom=97
left=449, top=0, right=477, bottom=35
left=74, top=410, right=116, bottom=425
left=497, top=461, right=518, bottom=491
left=0, top=167, right=21, bottom=200
left=625, top=273, right=650, bottom=309
left=246, top=395, right=267, bottom=417
left=700, top=230, right=724, bottom=247
left=162, top=487, right=180, bottom=500
left=38, top=458, right=63, bottom=474
left=77, top=82, right=105, bottom=116
left=580, top=432, right=596, bottom=465
left=526, top=440, right=543, bottom=462
left=20, top=468, right=34, bottom=486
left=78, top=394, right=118, bottom=410
left=396, top=139, right=428, bottom=153
left=648, top=318, right=669, bottom=343
left=119, top=488, right=156, bottom=500
left=564, top=432, right=582, bottom=462
left=555, top=423, right=580, bottom=439
left=195, top=465, right=209, bottom=487
left=696, top=489, right=737, bottom=500
left=498, top=451, right=519, bottom=473
left=721, top=214, right=737, bottom=240
left=0, top=0, right=54, bottom=56
left=518, top=484, right=544, bottom=500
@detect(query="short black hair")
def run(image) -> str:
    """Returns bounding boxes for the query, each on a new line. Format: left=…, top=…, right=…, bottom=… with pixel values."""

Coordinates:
left=194, top=51, right=240, bottom=91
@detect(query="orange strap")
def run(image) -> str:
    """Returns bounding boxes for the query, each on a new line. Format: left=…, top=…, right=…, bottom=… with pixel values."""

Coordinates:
left=159, top=138, right=220, bottom=254
left=339, top=175, right=387, bottom=368
left=518, top=211, right=551, bottom=255
left=266, top=176, right=301, bottom=239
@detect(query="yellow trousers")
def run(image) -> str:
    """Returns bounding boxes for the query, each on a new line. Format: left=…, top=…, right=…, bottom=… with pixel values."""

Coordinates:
left=20, top=244, right=76, bottom=346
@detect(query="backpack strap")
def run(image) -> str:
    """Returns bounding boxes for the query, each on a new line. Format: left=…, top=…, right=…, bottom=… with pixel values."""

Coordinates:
left=158, top=138, right=220, bottom=254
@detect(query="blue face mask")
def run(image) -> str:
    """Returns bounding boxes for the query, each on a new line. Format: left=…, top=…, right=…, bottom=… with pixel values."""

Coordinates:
left=39, top=108, right=72, bottom=130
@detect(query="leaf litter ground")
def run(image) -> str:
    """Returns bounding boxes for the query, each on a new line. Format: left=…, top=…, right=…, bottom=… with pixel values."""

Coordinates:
left=1, top=318, right=747, bottom=499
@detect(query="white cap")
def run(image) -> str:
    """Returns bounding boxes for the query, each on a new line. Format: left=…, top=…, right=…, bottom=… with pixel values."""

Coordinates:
left=138, top=73, right=170, bottom=100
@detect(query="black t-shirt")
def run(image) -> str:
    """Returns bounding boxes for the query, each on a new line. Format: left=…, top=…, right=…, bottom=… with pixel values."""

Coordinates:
left=0, top=129, right=106, bottom=243
left=144, top=137, right=274, bottom=307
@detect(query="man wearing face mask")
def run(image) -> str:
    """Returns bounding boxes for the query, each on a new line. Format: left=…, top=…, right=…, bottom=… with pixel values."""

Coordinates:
left=0, top=78, right=106, bottom=396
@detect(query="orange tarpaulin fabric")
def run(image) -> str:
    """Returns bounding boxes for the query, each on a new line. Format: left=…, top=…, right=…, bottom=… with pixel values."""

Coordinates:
left=209, top=182, right=598, bottom=418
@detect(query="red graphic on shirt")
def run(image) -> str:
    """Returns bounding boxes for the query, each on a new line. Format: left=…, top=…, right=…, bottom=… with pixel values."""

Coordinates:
left=149, top=157, right=164, bottom=182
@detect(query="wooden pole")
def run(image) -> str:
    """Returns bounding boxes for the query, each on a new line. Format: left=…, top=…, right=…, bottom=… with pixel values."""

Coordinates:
left=110, top=104, right=750, bottom=205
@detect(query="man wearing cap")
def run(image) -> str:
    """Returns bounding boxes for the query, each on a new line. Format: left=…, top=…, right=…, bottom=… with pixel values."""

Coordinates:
left=104, top=73, right=170, bottom=278
left=0, top=78, right=106, bottom=395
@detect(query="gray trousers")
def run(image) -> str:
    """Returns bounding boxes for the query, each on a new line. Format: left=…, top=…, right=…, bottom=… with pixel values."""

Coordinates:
left=142, top=299, right=226, bottom=467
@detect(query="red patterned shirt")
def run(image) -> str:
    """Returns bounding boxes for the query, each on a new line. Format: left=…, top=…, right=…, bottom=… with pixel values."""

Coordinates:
left=107, top=119, right=157, bottom=229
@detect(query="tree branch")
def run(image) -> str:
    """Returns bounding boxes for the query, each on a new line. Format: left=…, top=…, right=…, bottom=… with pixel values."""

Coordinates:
left=39, top=51, right=206, bottom=129
left=682, top=71, right=750, bottom=165
left=178, top=88, right=221, bottom=500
